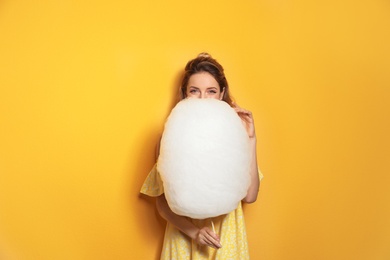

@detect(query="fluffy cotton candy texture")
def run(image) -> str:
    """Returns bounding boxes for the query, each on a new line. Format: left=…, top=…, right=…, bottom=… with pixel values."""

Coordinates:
left=157, top=98, right=251, bottom=219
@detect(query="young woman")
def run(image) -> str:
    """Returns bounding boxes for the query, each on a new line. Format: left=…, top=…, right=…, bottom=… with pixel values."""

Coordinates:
left=141, top=53, right=263, bottom=259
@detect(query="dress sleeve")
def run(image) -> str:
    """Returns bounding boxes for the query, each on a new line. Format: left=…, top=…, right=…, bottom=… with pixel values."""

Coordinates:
left=140, top=164, right=164, bottom=197
left=259, top=168, right=264, bottom=181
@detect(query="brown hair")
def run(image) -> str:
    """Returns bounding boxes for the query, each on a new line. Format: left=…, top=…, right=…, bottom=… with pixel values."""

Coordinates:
left=178, top=53, right=233, bottom=106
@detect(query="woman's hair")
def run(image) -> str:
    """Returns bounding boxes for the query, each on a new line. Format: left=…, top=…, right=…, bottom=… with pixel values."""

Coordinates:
left=178, top=53, right=233, bottom=106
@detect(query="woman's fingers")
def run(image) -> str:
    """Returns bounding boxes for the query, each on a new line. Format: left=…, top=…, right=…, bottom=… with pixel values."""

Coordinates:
left=232, top=103, right=256, bottom=138
left=197, top=227, right=222, bottom=249
left=233, top=103, right=253, bottom=121
left=205, top=230, right=222, bottom=248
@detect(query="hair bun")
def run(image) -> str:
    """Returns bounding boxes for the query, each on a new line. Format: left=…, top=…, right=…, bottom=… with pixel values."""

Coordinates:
left=197, top=52, right=212, bottom=59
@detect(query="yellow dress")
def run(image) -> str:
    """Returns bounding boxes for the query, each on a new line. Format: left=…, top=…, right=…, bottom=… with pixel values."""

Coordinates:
left=140, top=164, right=263, bottom=260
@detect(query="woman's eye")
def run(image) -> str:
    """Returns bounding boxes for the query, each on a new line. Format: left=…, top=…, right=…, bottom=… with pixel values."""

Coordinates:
left=208, top=90, right=217, bottom=94
left=189, top=89, right=198, bottom=94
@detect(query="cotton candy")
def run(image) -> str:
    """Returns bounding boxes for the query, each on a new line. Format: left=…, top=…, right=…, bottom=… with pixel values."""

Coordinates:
left=157, top=98, right=251, bottom=219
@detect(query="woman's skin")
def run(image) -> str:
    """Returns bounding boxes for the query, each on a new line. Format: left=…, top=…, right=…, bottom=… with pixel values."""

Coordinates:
left=156, top=72, right=261, bottom=249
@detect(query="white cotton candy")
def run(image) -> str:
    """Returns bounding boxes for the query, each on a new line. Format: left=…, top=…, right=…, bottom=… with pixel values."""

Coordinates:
left=157, top=98, right=251, bottom=219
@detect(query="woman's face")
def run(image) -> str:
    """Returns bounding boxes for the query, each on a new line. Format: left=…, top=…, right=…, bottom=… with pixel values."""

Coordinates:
left=186, top=72, right=224, bottom=100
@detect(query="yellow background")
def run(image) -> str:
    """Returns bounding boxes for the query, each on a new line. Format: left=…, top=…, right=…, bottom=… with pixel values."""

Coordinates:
left=1, top=0, right=389, bottom=259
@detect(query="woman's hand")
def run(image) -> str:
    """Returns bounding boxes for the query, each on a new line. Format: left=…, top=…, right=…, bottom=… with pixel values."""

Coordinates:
left=233, top=102, right=256, bottom=138
left=157, top=195, right=222, bottom=249
left=194, top=227, right=222, bottom=249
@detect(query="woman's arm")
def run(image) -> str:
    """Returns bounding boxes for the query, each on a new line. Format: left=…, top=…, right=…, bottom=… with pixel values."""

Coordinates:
left=233, top=103, right=261, bottom=203
left=242, top=137, right=260, bottom=203
left=155, top=141, right=221, bottom=249
left=156, top=194, right=222, bottom=249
